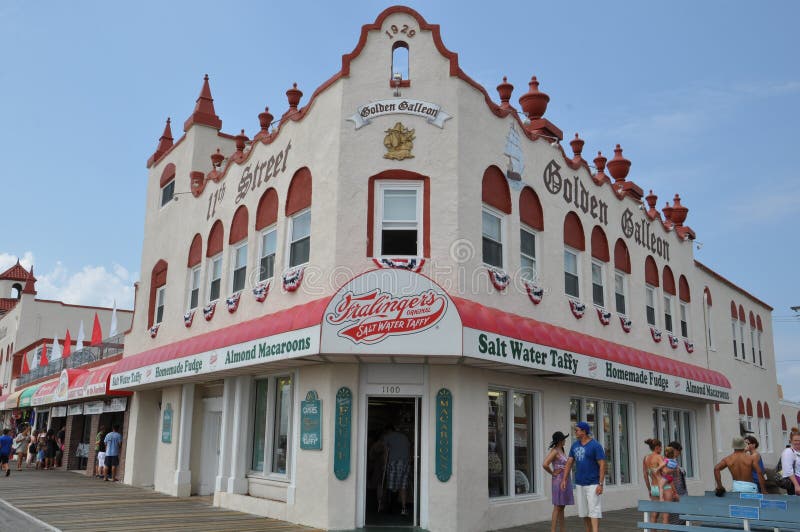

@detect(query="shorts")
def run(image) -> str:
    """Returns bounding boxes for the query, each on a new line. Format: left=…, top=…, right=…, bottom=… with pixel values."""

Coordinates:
left=575, top=484, right=602, bottom=518
left=650, top=486, right=660, bottom=497
left=97, top=452, right=106, bottom=467
left=385, top=459, right=410, bottom=491
left=732, top=480, right=758, bottom=493
left=0, top=454, right=8, bottom=464
left=105, top=455, right=119, bottom=468
left=36, top=450, right=45, bottom=461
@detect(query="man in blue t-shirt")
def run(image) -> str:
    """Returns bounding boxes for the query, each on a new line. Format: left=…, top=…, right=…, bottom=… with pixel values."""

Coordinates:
left=562, top=421, right=606, bottom=532
left=0, top=428, right=14, bottom=477
left=103, top=424, right=123, bottom=482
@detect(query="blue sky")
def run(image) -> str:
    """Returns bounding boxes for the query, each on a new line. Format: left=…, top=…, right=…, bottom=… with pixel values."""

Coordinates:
left=1, top=1, right=798, bottom=400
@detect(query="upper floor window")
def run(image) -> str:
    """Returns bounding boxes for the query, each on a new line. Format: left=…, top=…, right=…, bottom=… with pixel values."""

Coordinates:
left=614, top=272, right=626, bottom=315
left=231, top=242, right=247, bottom=294
left=482, top=208, right=503, bottom=268
left=663, top=295, right=674, bottom=333
left=679, top=302, right=689, bottom=338
left=703, top=288, right=714, bottom=350
left=187, top=266, right=201, bottom=311
left=288, top=210, right=311, bottom=267
left=520, top=226, right=537, bottom=282
left=391, top=41, right=409, bottom=82
left=159, top=163, right=176, bottom=207
left=155, top=286, right=166, bottom=325
left=285, top=168, right=312, bottom=268
left=731, top=320, right=739, bottom=358
left=378, top=183, right=421, bottom=256
left=207, top=255, right=222, bottom=302
left=757, top=331, right=763, bottom=366
left=564, top=248, right=580, bottom=299
left=259, top=228, right=277, bottom=282
left=160, top=180, right=175, bottom=206
left=591, top=261, right=605, bottom=307
left=739, top=321, right=746, bottom=361
left=645, top=286, right=657, bottom=327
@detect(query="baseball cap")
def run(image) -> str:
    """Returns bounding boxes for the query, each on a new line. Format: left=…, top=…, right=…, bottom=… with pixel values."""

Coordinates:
left=576, top=421, right=591, bottom=434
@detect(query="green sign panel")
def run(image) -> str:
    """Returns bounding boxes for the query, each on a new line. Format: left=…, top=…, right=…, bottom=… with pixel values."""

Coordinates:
left=435, top=388, right=452, bottom=482
left=161, top=403, right=173, bottom=444
left=334, top=387, right=352, bottom=480
left=300, top=390, right=322, bottom=450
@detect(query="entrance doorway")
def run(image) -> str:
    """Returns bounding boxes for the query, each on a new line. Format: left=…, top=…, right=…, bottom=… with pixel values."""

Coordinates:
left=197, top=410, right=222, bottom=495
left=365, top=397, right=419, bottom=528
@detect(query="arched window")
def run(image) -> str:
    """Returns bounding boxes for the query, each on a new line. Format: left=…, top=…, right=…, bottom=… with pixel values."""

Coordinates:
left=749, top=311, right=757, bottom=364
left=160, top=163, right=176, bottom=206
left=229, top=206, right=249, bottom=294
left=644, top=256, right=659, bottom=327
left=563, top=212, right=584, bottom=299
left=662, top=266, right=676, bottom=333
left=206, top=220, right=224, bottom=302
left=391, top=41, right=409, bottom=83
left=11, top=283, right=22, bottom=299
left=738, top=305, right=746, bottom=361
left=730, top=301, right=739, bottom=358
left=678, top=275, right=690, bottom=338
left=186, top=234, right=202, bottom=311
left=148, top=259, right=168, bottom=328
left=590, top=227, right=609, bottom=307
left=482, top=166, right=510, bottom=269
left=756, top=315, right=763, bottom=367
left=519, top=187, right=542, bottom=282
left=256, top=188, right=279, bottom=282
left=613, top=239, right=631, bottom=315
left=286, top=167, right=312, bottom=268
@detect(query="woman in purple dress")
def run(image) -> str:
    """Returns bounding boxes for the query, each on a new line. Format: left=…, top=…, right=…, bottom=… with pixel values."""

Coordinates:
left=542, top=431, right=574, bottom=532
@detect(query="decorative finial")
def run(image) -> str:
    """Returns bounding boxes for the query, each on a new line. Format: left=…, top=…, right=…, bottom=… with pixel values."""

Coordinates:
left=570, top=133, right=584, bottom=160
left=670, top=194, right=688, bottom=226
left=258, top=106, right=273, bottom=134
left=497, top=77, right=514, bottom=110
left=211, top=148, right=224, bottom=168
left=286, top=83, right=303, bottom=111
left=606, top=144, right=631, bottom=183
left=518, top=76, right=550, bottom=120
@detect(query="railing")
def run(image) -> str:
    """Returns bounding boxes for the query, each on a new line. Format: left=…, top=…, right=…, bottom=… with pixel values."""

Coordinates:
left=15, top=333, right=125, bottom=387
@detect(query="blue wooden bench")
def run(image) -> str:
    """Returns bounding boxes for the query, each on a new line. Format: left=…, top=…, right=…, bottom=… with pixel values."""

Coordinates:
left=637, top=496, right=800, bottom=531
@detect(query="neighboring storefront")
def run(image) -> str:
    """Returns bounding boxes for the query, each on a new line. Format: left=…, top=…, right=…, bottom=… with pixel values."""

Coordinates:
left=113, top=6, right=779, bottom=532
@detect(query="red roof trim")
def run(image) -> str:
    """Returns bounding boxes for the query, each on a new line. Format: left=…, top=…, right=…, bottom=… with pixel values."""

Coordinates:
left=695, top=260, right=773, bottom=310
left=114, top=298, right=329, bottom=374
left=453, top=297, right=731, bottom=388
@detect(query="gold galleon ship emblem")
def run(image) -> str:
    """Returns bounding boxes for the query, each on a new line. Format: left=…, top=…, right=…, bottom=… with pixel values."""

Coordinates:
left=383, top=122, right=415, bottom=160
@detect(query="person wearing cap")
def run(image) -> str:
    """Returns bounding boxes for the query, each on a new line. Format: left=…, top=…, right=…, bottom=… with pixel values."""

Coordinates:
left=561, top=421, right=605, bottom=532
left=543, top=431, right=574, bottom=532
left=713, top=436, right=766, bottom=494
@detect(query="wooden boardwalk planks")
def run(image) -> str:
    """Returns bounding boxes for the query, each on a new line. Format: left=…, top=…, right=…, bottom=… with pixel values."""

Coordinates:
left=0, top=469, right=322, bottom=532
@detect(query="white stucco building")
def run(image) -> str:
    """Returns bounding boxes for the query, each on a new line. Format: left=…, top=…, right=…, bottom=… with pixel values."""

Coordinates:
left=112, top=6, right=783, bottom=531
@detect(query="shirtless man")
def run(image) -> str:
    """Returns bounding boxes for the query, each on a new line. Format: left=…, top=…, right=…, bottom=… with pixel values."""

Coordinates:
left=714, top=436, right=766, bottom=495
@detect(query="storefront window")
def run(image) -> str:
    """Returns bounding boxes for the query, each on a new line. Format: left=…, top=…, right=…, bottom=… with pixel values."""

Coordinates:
left=272, top=376, right=292, bottom=475
left=653, top=407, right=695, bottom=477
left=488, top=390, right=507, bottom=497
left=251, top=379, right=269, bottom=471
left=250, top=374, right=294, bottom=477
left=488, top=388, right=538, bottom=499
left=571, top=396, right=632, bottom=486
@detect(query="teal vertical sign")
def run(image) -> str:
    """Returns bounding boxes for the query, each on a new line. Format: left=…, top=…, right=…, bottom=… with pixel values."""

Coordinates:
left=161, top=403, right=173, bottom=444
left=300, top=390, right=322, bottom=450
left=334, top=387, right=352, bottom=480
left=436, top=388, right=452, bottom=482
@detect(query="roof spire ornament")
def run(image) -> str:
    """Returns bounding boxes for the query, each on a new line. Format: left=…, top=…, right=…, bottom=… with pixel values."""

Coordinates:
left=670, top=194, right=688, bottom=227
left=286, top=83, right=303, bottom=113
left=606, top=144, right=631, bottom=183
left=645, top=190, right=659, bottom=219
left=570, top=133, right=585, bottom=162
left=662, top=202, right=674, bottom=229
left=496, top=77, right=514, bottom=111
left=22, top=265, right=37, bottom=295
left=232, top=129, right=249, bottom=163
left=592, top=151, right=609, bottom=185
left=256, top=106, right=274, bottom=140
left=518, top=76, right=549, bottom=120
left=147, top=117, right=174, bottom=165
left=183, top=74, right=223, bottom=132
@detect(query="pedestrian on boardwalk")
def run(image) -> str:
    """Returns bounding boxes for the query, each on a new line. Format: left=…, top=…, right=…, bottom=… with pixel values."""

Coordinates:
left=642, top=438, right=667, bottom=526
left=56, top=426, right=66, bottom=468
left=27, top=430, right=38, bottom=467
left=744, top=435, right=766, bottom=493
left=542, top=431, right=573, bottom=532
left=562, top=421, right=606, bottom=532
left=0, top=428, right=13, bottom=477
left=95, top=425, right=106, bottom=479
left=104, top=424, right=123, bottom=481
left=44, top=429, right=57, bottom=470
left=13, top=426, right=31, bottom=471
left=714, top=436, right=766, bottom=494
left=780, top=430, right=800, bottom=495
left=35, top=429, right=47, bottom=470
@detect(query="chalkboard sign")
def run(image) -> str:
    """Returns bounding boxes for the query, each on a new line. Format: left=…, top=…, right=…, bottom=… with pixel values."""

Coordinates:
left=436, top=388, right=452, bottom=482
left=162, top=403, right=173, bottom=444
left=334, top=387, right=352, bottom=480
left=300, top=390, right=322, bottom=450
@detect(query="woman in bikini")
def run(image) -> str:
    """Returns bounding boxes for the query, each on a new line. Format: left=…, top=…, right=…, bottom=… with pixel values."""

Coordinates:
left=643, top=438, right=669, bottom=527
